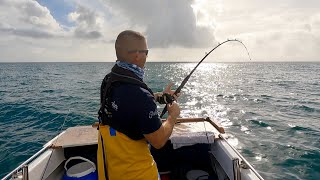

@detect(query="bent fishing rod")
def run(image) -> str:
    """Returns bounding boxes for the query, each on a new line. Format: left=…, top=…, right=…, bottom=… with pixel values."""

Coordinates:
left=160, top=39, right=252, bottom=118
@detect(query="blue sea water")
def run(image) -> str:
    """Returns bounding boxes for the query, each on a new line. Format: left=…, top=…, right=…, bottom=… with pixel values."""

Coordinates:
left=0, top=62, right=319, bottom=179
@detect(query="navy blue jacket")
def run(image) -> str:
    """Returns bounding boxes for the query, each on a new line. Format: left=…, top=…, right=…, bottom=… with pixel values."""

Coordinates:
left=109, top=83, right=162, bottom=140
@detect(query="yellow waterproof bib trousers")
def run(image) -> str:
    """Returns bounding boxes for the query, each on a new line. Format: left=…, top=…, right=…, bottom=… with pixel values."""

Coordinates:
left=97, top=125, right=160, bottom=180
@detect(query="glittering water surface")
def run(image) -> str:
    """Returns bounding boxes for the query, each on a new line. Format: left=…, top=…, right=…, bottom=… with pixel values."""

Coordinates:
left=0, top=62, right=319, bottom=179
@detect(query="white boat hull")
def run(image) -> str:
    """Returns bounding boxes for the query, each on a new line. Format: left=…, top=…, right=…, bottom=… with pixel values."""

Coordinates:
left=3, top=117, right=264, bottom=180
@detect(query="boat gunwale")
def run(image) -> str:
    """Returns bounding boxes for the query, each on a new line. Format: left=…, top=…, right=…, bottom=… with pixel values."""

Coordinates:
left=1, top=132, right=65, bottom=180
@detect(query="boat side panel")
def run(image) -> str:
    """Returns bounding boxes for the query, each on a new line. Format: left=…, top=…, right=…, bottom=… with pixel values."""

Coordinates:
left=212, top=139, right=263, bottom=180
left=208, top=152, right=230, bottom=180
left=45, top=161, right=65, bottom=180
left=28, top=148, right=65, bottom=180
left=210, top=139, right=240, bottom=180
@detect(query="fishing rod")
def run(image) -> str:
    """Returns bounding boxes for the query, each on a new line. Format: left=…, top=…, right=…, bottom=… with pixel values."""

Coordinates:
left=160, top=39, right=252, bottom=118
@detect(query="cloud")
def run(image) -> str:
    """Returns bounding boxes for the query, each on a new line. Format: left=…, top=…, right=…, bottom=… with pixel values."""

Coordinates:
left=0, top=26, right=54, bottom=39
left=19, top=2, right=58, bottom=29
left=0, top=0, right=105, bottom=40
left=1, top=0, right=320, bottom=62
left=68, top=6, right=104, bottom=39
left=0, top=0, right=63, bottom=39
left=74, top=29, right=102, bottom=39
left=199, top=0, right=320, bottom=61
left=0, top=0, right=112, bottom=62
left=101, top=0, right=216, bottom=48
left=310, top=13, right=320, bottom=32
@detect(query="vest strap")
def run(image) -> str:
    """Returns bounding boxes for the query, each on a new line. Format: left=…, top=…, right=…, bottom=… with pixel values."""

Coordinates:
left=98, top=64, right=154, bottom=140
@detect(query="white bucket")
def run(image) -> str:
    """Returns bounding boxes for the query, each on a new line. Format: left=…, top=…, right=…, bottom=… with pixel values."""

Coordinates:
left=64, top=156, right=97, bottom=179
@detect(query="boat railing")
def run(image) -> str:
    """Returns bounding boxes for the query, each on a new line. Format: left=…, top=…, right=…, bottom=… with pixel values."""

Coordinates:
left=219, top=133, right=264, bottom=180
left=2, top=145, right=49, bottom=180
left=165, top=117, right=225, bottom=133
left=1, top=132, right=64, bottom=180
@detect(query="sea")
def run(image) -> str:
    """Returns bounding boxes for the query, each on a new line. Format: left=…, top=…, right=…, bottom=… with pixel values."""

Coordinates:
left=0, top=62, right=319, bottom=179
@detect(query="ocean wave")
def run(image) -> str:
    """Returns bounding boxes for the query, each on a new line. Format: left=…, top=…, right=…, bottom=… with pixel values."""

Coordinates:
left=290, top=125, right=315, bottom=132
left=260, top=94, right=273, bottom=99
left=41, top=89, right=55, bottom=93
left=252, top=98, right=266, bottom=103
left=248, top=119, right=270, bottom=127
left=292, top=104, right=316, bottom=112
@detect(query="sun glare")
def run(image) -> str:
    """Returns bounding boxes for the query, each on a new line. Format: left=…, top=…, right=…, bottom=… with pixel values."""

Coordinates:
left=191, top=0, right=217, bottom=28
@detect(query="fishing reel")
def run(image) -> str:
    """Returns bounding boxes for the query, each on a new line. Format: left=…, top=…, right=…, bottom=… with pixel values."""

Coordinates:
left=157, top=93, right=175, bottom=104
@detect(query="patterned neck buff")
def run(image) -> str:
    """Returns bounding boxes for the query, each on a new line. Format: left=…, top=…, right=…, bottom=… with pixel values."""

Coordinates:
left=116, top=60, right=145, bottom=80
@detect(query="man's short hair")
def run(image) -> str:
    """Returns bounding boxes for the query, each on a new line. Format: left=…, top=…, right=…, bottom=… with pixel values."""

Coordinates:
left=115, top=30, right=145, bottom=49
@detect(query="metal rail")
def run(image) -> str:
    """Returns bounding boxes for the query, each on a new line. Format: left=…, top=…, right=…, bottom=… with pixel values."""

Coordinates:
left=219, top=134, right=265, bottom=180
left=1, top=145, right=49, bottom=180
left=2, top=132, right=63, bottom=180
left=219, top=134, right=264, bottom=180
left=172, top=117, right=225, bottom=134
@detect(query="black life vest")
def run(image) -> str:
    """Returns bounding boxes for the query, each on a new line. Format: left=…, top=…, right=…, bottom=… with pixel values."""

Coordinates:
left=98, top=64, right=154, bottom=140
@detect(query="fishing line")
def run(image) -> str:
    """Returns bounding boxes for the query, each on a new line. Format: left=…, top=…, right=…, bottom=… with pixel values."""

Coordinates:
left=58, top=109, right=70, bottom=132
left=160, top=39, right=252, bottom=118
left=40, top=109, right=71, bottom=180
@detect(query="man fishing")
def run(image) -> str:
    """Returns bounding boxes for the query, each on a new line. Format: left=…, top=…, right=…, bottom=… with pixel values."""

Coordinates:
left=97, top=30, right=180, bottom=180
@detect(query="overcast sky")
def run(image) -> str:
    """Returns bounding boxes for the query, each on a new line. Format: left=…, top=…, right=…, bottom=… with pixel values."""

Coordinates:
left=0, top=0, right=319, bottom=62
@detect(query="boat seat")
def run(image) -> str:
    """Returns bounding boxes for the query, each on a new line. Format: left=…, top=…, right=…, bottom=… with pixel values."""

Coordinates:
left=170, top=121, right=218, bottom=149
left=51, top=126, right=98, bottom=148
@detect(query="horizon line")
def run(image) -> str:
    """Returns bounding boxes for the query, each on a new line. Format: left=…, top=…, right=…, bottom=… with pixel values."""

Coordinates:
left=0, top=60, right=319, bottom=63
